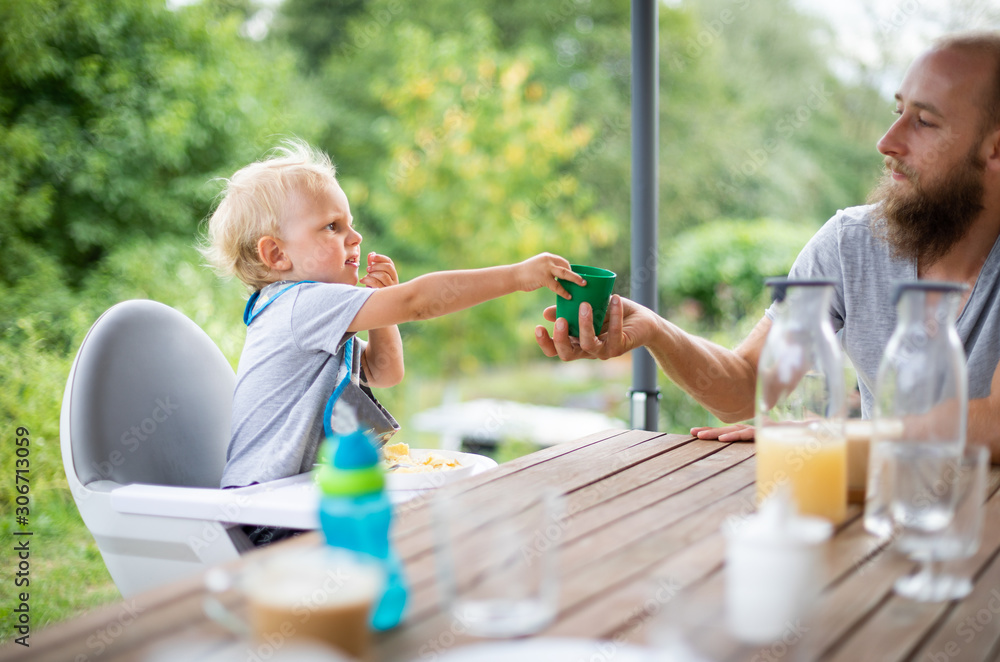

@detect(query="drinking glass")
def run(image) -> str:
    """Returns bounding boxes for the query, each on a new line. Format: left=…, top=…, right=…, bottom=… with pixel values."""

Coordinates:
left=891, top=444, right=988, bottom=602
left=432, top=490, right=563, bottom=637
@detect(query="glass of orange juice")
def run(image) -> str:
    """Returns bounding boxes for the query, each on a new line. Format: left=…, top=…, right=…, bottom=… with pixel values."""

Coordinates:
left=755, top=423, right=846, bottom=524
left=755, top=278, right=847, bottom=524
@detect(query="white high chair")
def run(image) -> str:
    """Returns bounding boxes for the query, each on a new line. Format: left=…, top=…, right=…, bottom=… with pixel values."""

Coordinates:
left=60, top=299, right=319, bottom=598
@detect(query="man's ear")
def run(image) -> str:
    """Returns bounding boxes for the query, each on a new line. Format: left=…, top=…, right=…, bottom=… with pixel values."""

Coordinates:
left=258, top=236, right=291, bottom=272
left=985, top=126, right=1000, bottom=172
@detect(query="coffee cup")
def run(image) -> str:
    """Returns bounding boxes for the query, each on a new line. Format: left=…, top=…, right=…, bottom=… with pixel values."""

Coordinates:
left=205, top=547, right=384, bottom=660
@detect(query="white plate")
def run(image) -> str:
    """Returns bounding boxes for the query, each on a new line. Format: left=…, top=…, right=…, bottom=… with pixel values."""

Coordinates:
left=384, top=449, right=496, bottom=491
left=409, top=638, right=651, bottom=662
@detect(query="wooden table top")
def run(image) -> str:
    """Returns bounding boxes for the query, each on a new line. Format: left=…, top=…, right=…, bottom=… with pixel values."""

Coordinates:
left=8, top=429, right=1000, bottom=662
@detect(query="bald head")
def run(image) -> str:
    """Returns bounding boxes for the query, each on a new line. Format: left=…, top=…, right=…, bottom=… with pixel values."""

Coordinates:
left=932, top=32, right=1000, bottom=137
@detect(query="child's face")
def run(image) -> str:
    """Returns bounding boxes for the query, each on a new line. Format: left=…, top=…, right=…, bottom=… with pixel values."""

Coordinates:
left=277, top=181, right=363, bottom=285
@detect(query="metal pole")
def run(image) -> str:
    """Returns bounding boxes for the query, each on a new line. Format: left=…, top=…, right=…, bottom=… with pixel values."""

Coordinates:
left=629, top=0, right=661, bottom=430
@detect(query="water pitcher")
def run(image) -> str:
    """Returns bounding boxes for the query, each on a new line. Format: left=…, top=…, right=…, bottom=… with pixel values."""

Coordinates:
left=864, top=281, right=968, bottom=538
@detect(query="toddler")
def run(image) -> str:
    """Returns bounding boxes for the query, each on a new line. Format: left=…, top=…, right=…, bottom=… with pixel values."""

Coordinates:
left=203, top=140, right=583, bottom=494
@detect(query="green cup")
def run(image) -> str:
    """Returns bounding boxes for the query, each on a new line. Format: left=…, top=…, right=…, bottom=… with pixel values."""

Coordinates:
left=556, top=265, right=617, bottom=337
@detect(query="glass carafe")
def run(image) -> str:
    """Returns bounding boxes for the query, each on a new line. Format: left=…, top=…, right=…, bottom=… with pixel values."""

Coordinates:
left=755, top=278, right=847, bottom=524
left=864, top=281, right=968, bottom=539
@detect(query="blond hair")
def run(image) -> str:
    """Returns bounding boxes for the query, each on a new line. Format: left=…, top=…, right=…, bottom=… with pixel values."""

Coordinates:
left=201, top=139, right=338, bottom=291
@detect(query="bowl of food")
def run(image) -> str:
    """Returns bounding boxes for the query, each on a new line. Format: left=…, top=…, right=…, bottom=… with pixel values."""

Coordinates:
left=381, top=442, right=485, bottom=490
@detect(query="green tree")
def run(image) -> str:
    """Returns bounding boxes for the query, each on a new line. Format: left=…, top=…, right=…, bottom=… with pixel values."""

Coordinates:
left=668, top=0, right=886, bottom=230
left=270, top=0, right=368, bottom=72
left=0, top=0, right=303, bottom=350
left=660, top=217, right=819, bottom=327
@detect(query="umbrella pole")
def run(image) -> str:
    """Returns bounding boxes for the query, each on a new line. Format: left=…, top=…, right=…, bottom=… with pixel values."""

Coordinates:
left=629, top=0, right=661, bottom=431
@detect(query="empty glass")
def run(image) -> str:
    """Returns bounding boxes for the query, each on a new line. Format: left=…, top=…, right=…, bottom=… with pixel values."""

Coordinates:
left=432, top=490, right=563, bottom=637
left=891, top=444, right=988, bottom=602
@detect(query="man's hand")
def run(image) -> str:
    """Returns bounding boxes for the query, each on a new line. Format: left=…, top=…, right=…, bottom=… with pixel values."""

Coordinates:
left=360, top=252, right=399, bottom=289
left=534, top=294, right=650, bottom=361
left=690, top=423, right=755, bottom=442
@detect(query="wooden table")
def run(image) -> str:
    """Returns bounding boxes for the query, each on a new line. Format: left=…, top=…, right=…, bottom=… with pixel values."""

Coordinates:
left=8, top=429, right=1000, bottom=662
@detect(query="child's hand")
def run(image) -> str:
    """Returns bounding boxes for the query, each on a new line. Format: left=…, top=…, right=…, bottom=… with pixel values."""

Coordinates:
left=516, top=253, right=585, bottom=299
left=360, top=252, right=399, bottom=289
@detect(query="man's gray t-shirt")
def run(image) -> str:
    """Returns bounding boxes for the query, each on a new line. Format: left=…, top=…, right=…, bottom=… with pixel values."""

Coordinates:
left=767, top=204, right=1000, bottom=418
left=222, top=281, right=374, bottom=488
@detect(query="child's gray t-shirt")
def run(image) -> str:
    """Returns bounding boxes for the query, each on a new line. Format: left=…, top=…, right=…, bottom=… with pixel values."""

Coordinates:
left=766, top=204, right=1000, bottom=418
left=222, top=281, right=374, bottom=488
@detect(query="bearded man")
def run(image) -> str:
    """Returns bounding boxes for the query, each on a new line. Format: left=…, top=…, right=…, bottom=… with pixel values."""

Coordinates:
left=536, top=32, right=1000, bottom=461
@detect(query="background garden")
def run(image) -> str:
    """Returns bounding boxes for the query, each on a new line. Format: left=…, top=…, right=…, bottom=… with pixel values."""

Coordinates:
left=1, top=0, right=997, bottom=638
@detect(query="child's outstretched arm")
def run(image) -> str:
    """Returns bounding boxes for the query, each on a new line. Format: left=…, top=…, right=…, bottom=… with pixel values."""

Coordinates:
left=347, top=253, right=584, bottom=333
left=359, top=252, right=405, bottom=388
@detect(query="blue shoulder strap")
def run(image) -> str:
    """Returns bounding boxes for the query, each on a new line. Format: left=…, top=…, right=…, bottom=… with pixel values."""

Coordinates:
left=323, top=336, right=355, bottom=438
left=242, top=281, right=315, bottom=326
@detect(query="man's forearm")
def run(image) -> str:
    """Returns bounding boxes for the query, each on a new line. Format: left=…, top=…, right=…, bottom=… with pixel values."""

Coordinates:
left=642, top=316, right=766, bottom=423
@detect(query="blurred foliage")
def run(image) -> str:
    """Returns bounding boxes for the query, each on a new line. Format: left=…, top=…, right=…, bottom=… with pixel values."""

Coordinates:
left=673, top=0, right=876, bottom=226
left=660, top=218, right=820, bottom=327
left=0, top=0, right=304, bottom=351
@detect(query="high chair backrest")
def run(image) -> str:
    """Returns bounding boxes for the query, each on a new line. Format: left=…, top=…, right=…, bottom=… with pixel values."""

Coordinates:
left=65, top=299, right=234, bottom=489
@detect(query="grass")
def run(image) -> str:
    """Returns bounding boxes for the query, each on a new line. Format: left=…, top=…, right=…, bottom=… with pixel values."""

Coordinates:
left=3, top=489, right=121, bottom=627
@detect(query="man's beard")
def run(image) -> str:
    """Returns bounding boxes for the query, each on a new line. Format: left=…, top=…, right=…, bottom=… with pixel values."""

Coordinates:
left=867, top=149, right=986, bottom=265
